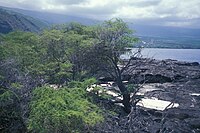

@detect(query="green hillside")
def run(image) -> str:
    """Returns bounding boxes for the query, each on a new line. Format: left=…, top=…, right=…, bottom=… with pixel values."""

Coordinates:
left=0, top=8, right=48, bottom=33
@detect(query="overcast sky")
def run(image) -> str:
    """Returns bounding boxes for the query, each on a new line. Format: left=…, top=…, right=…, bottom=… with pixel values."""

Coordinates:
left=1, top=0, right=200, bottom=28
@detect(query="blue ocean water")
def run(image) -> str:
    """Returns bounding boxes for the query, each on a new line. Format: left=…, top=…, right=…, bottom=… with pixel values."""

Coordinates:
left=123, top=48, right=200, bottom=63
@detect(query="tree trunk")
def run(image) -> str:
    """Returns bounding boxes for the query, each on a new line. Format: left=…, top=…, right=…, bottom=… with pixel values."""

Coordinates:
left=117, top=80, right=131, bottom=113
left=122, top=93, right=131, bottom=113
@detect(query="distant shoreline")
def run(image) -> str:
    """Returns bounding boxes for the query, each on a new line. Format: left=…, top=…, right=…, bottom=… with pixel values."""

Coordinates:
left=133, top=47, right=200, bottom=49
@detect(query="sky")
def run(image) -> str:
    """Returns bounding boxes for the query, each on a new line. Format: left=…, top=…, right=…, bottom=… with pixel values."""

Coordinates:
left=0, top=0, right=200, bottom=28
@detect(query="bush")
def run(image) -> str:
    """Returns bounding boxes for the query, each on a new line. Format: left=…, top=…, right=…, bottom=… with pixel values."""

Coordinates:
left=28, top=85, right=103, bottom=133
left=0, top=87, right=26, bottom=132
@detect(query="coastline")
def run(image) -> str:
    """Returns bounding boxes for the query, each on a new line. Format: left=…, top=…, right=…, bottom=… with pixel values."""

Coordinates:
left=96, top=58, right=200, bottom=132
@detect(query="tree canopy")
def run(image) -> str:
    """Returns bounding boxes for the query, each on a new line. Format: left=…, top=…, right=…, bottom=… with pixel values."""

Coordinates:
left=84, top=19, right=139, bottom=113
left=0, top=18, right=140, bottom=132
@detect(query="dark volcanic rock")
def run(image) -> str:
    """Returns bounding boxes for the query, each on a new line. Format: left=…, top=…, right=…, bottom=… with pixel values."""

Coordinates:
left=125, top=59, right=200, bottom=83
left=92, top=59, right=200, bottom=133
left=98, top=76, right=114, bottom=82
left=138, top=74, right=173, bottom=83
left=175, top=61, right=199, bottom=66
left=166, top=108, right=200, bottom=119
left=186, top=118, right=200, bottom=129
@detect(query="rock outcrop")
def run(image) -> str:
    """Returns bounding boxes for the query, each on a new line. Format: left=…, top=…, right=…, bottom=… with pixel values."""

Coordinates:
left=93, top=59, right=200, bottom=133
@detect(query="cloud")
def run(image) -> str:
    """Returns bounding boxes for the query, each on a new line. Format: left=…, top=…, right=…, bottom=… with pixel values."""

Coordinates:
left=155, top=0, right=200, bottom=19
left=164, top=21, right=193, bottom=27
left=63, top=0, right=117, bottom=18
left=127, top=0, right=161, bottom=7
left=0, top=0, right=200, bottom=28
left=49, top=0, right=85, bottom=5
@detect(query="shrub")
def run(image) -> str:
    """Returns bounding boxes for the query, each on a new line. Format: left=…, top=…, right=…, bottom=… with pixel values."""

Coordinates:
left=28, top=86, right=103, bottom=133
left=0, top=87, right=26, bottom=132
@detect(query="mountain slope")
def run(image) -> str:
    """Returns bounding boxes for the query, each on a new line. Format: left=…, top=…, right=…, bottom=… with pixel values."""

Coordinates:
left=1, top=6, right=99, bottom=25
left=0, top=7, right=48, bottom=33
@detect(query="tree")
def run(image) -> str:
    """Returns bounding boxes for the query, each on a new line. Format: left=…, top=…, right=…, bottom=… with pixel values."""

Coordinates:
left=0, top=29, right=103, bottom=132
left=52, top=23, right=98, bottom=81
left=85, top=19, right=139, bottom=113
left=0, top=31, right=40, bottom=132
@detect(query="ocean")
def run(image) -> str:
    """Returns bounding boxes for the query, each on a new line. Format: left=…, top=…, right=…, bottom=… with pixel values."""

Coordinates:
left=122, top=48, right=200, bottom=63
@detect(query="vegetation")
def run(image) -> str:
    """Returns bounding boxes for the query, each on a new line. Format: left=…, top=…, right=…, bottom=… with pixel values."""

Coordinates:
left=0, top=18, right=139, bottom=132
left=0, top=86, right=26, bottom=132
left=28, top=85, right=103, bottom=133
left=84, top=19, right=139, bottom=113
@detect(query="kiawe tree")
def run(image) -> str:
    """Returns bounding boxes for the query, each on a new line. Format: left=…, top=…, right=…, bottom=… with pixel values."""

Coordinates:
left=85, top=18, right=139, bottom=113
left=47, top=23, right=98, bottom=81
left=62, top=23, right=99, bottom=81
left=0, top=19, right=140, bottom=132
left=0, top=29, right=103, bottom=132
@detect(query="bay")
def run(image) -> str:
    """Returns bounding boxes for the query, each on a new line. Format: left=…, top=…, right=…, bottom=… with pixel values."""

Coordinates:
left=122, top=48, right=200, bottom=63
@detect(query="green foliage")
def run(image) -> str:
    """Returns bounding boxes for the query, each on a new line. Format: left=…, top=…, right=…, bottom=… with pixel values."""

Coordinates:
left=28, top=85, right=103, bottom=133
left=67, top=78, right=97, bottom=89
left=126, top=84, right=137, bottom=93
left=11, top=82, right=23, bottom=89
left=0, top=19, right=139, bottom=131
left=89, top=86, right=112, bottom=99
left=0, top=88, right=14, bottom=105
left=0, top=87, right=25, bottom=132
left=0, top=30, right=73, bottom=84
left=0, top=31, right=40, bottom=71
left=82, top=18, right=139, bottom=113
left=0, top=87, right=20, bottom=106
left=96, top=18, right=138, bottom=52
left=84, top=18, right=139, bottom=75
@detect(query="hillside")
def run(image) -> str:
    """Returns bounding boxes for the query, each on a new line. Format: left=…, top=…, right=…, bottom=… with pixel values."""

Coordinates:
left=0, top=8, right=48, bottom=33
left=0, top=6, right=99, bottom=25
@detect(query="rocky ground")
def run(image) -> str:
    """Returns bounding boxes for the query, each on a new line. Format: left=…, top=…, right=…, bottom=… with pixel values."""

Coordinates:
left=93, top=59, right=200, bottom=133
